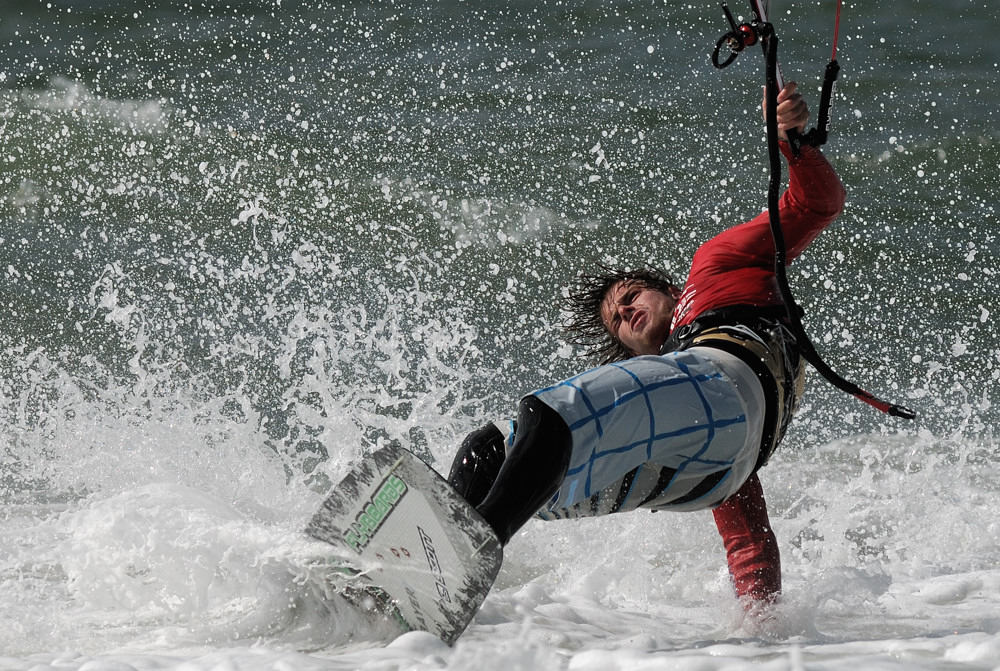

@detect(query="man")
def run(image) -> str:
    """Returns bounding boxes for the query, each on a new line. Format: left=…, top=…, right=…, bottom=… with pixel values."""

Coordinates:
left=448, top=82, right=845, bottom=605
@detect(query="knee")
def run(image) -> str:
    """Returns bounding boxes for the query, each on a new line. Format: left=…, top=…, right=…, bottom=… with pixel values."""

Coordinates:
left=516, top=395, right=572, bottom=465
left=517, top=396, right=572, bottom=450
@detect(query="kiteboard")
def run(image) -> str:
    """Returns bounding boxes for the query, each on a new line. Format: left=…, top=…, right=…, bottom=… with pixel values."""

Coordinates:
left=305, top=445, right=503, bottom=644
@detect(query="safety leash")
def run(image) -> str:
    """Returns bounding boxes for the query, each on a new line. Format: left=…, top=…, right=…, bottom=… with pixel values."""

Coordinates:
left=712, top=1, right=915, bottom=420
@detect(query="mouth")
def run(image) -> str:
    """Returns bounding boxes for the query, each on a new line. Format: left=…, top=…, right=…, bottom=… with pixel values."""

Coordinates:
left=629, top=311, right=645, bottom=331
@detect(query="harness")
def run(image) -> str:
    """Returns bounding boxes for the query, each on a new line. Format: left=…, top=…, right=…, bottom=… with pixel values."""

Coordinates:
left=663, top=305, right=802, bottom=472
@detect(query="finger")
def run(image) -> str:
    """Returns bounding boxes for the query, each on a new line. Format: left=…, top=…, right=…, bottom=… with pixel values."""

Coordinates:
left=777, top=100, right=808, bottom=121
left=777, top=81, right=798, bottom=102
left=779, top=106, right=810, bottom=133
left=776, top=95, right=804, bottom=115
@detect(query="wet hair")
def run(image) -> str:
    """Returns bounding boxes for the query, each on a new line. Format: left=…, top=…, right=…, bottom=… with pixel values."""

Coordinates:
left=562, top=265, right=679, bottom=365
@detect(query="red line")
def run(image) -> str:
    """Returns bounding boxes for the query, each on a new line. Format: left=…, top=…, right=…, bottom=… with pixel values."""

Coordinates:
left=831, top=0, right=843, bottom=61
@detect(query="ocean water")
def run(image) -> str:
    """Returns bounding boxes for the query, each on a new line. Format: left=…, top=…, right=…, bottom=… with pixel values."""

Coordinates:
left=2, top=0, right=999, bottom=669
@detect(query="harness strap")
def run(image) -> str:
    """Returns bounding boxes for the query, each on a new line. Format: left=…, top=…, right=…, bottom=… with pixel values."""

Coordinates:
left=664, top=305, right=804, bottom=472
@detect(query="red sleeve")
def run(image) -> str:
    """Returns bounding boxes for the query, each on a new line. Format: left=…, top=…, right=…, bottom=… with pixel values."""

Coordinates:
left=774, top=142, right=847, bottom=259
left=707, top=144, right=846, bottom=266
left=712, top=473, right=781, bottom=603
left=672, top=145, right=846, bottom=328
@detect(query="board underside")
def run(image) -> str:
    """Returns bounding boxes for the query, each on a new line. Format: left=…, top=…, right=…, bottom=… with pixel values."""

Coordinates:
left=306, top=446, right=503, bottom=644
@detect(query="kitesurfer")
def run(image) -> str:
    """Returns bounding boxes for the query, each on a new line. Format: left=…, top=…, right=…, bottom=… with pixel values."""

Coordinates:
left=448, top=82, right=844, bottom=606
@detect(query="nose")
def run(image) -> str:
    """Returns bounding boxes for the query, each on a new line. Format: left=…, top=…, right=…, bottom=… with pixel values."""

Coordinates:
left=618, top=303, right=635, bottom=321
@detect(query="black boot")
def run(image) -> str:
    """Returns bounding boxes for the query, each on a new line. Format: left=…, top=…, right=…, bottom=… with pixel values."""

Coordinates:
left=447, top=422, right=511, bottom=508
left=476, top=395, right=572, bottom=545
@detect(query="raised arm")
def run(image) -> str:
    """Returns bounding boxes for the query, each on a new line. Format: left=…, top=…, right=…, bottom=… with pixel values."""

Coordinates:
left=672, top=87, right=846, bottom=326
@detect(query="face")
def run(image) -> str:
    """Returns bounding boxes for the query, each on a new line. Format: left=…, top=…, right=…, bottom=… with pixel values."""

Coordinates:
left=600, top=280, right=681, bottom=357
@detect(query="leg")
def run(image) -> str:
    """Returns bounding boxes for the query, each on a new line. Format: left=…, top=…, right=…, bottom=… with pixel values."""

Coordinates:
left=476, top=395, right=572, bottom=545
left=447, top=421, right=512, bottom=507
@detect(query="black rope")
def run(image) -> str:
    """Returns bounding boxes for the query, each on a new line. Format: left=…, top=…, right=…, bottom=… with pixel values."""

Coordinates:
left=761, top=29, right=915, bottom=420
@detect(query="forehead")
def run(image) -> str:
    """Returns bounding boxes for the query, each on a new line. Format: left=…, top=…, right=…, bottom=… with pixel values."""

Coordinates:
left=605, top=279, right=640, bottom=302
